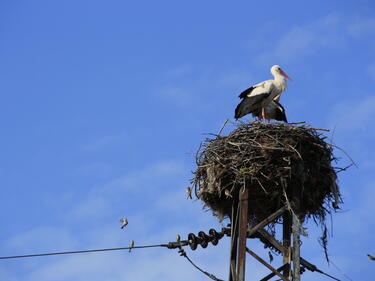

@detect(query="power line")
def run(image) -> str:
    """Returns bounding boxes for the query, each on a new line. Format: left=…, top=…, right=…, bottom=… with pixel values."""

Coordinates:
left=177, top=247, right=224, bottom=281
left=0, top=228, right=225, bottom=261
left=0, top=228, right=343, bottom=281
left=0, top=237, right=226, bottom=281
left=330, top=260, right=353, bottom=281
left=0, top=244, right=164, bottom=260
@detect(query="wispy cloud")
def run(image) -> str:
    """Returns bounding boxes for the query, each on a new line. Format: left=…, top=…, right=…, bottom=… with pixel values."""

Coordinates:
left=256, top=14, right=344, bottom=64
left=83, top=133, right=128, bottom=151
left=0, top=268, right=19, bottom=281
left=335, top=179, right=375, bottom=235
left=348, top=18, right=375, bottom=38
left=69, top=197, right=113, bottom=220
left=165, top=63, right=194, bottom=78
left=6, top=226, right=77, bottom=253
left=101, top=159, right=187, bottom=193
left=157, top=85, right=193, bottom=106
left=1, top=157, right=224, bottom=281
left=329, top=95, right=375, bottom=133
left=66, top=159, right=188, bottom=221
left=155, top=66, right=256, bottom=113
left=367, top=61, right=375, bottom=81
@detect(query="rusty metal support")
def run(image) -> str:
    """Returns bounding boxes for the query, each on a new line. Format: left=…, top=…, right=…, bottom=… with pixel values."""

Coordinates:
left=257, top=229, right=286, bottom=253
left=292, top=215, right=301, bottom=281
left=229, top=197, right=239, bottom=281
left=282, top=212, right=292, bottom=279
left=253, top=228, right=340, bottom=280
left=247, top=206, right=287, bottom=237
left=246, top=248, right=288, bottom=281
left=237, top=188, right=249, bottom=281
left=225, top=194, right=311, bottom=281
left=260, top=264, right=289, bottom=281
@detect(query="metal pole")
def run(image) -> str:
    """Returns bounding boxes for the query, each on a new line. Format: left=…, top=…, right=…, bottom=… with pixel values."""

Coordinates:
left=237, top=188, right=249, bottom=281
left=282, top=212, right=292, bottom=279
left=229, top=198, right=239, bottom=281
left=292, top=214, right=301, bottom=281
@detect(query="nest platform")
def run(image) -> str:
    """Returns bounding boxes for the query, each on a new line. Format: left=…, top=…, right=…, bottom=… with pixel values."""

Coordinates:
left=192, top=122, right=341, bottom=224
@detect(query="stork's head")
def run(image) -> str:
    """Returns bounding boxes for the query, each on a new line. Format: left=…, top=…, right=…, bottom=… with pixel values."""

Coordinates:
left=271, top=65, right=291, bottom=80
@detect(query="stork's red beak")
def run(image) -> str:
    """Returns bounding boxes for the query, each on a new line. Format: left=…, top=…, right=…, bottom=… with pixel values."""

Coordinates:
left=280, top=70, right=291, bottom=80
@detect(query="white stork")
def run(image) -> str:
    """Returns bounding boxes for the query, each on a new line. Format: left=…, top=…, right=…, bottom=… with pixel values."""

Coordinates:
left=251, top=94, right=288, bottom=122
left=234, top=65, right=291, bottom=120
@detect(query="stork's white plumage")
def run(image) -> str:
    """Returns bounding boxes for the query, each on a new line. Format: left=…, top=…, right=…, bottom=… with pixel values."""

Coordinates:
left=234, top=65, right=291, bottom=120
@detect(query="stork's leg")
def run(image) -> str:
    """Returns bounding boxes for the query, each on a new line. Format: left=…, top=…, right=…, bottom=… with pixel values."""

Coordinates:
left=261, top=107, right=266, bottom=122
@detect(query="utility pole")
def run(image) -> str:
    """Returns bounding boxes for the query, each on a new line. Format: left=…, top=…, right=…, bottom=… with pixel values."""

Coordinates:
left=227, top=196, right=304, bottom=281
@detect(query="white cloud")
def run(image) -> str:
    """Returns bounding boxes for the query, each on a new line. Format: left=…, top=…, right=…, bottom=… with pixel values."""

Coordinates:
left=1, top=155, right=230, bottom=281
left=69, top=197, right=112, bottom=220
left=317, top=178, right=375, bottom=281
left=101, top=159, right=187, bottom=193
left=83, top=133, right=128, bottom=151
left=6, top=226, right=77, bottom=253
left=154, top=189, right=191, bottom=211
left=348, top=18, right=375, bottom=38
left=334, top=179, right=375, bottom=235
left=367, top=62, right=375, bottom=81
left=157, top=85, right=194, bottom=106
left=28, top=254, right=124, bottom=281
left=165, top=63, right=193, bottom=77
left=156, top=66, right=255, bottom=111
left=255, top=15, right=375, bottom=67
left=77, top=162, right=112, bottom=178
left=329, top=95, right=375, bottom=133
left=0, top=267, right=19, bottom=281
left=256, top=14, right=344, bottom=64
left=215, top=68, right=254, bottom=87
left=65, top=159, right=188, bottom=222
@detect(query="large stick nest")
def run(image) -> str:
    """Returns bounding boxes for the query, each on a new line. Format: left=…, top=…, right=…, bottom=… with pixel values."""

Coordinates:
left=192, top=122, right=341, bottom=223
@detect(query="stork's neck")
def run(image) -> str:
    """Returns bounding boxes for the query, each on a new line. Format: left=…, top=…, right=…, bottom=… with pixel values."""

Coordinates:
left=273, top=73, right=287, bottom=91
left=273, top=72, right=285, bottom=81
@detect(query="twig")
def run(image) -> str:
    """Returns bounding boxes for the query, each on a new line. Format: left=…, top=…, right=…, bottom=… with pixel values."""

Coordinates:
left=217, top=119, right=229, bottom=136
left=326, top=143, right=358, bottom=168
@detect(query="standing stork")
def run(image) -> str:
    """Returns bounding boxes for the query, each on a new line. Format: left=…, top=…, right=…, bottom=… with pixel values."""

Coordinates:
left=251, top=94, right=288, bottom=122
left=234, top=65, right=291, bottom=120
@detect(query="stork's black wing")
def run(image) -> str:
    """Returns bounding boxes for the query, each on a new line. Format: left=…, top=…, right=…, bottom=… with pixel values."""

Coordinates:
left=273, top=100, right=287, bottom=122
left=238, top=86, right=255, bottom=99
left=250, top=100, right=287, bottom=122
left=234, top=93, right=270, bottom=119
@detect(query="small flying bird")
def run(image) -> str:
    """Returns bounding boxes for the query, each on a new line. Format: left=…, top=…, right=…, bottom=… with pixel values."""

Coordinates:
left=119, top=218, right=128, bottom=229
left=129, top=240, right=134, bottom=253
left=368, top=254, right=375, bottom=261
left=235, top=65, right=291, bottom=121
left=225, top=189, right=232, bottom=198
left=186, top=187, right=193, bottom=199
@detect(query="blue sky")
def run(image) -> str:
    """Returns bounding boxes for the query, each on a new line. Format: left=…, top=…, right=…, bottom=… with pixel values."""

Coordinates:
left=0, top=0, right=374, bottom=280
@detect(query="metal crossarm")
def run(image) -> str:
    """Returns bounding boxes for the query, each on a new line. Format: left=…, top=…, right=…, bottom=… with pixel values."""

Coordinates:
left=246, top=248, right=288, bottom=281
left=259, top=264, right=289, bottom=281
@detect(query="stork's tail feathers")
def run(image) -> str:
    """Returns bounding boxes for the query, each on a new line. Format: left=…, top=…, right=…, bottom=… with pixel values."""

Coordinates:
left=234, top=103, right=244, bottom=119
left=273, top=100, right=288, bottom=122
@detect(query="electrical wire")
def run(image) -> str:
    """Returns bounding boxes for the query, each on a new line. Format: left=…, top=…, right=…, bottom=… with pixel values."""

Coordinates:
left=0, top=230, right=345, bottom=281
left=178, top=248, right=224, bottom=281
left=0, top=244, right=164, bottom=260
left=0, top=239, right=225, bottom=281
left=330, top=260, right=353, bottom=281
